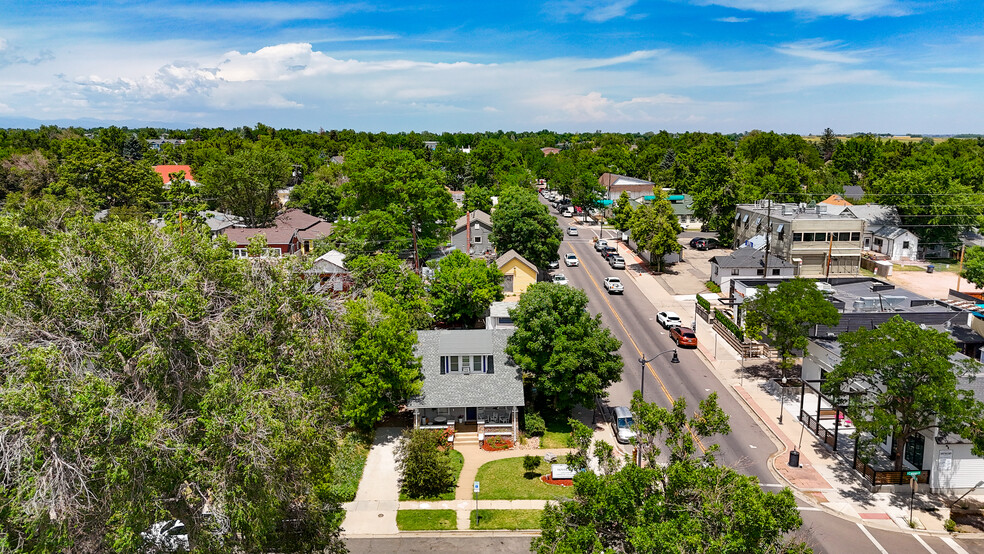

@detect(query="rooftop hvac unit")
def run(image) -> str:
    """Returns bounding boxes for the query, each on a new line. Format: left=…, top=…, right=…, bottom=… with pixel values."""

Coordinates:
left=880, top=296, right=908, bottom=311
left=815, top=205, right=828, bottom=215
left=815, top=282, right=835, bottom=294
left=782, top=205, right=793, bottom=216
left=853, top=297, right=880, bottom=312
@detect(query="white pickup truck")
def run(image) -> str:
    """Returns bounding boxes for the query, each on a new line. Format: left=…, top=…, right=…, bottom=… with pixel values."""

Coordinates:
left=603, top=277, right=624, bottom=294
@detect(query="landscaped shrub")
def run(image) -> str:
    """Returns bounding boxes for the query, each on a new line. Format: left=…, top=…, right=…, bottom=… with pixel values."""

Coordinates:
left=524, top=412, right=546, bottom=436
left=523, top=455, right=542, bottom=478
left=482, top=436, right=514, bottom=451
left=945, top=519, right=957, bottom=533
left=396, top=429, right=455, bottom=499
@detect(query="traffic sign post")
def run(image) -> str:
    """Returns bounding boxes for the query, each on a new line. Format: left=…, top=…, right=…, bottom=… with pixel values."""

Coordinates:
left=474, top=481, right=480, bottom=526
left=909, top=476, right=918, bottom=526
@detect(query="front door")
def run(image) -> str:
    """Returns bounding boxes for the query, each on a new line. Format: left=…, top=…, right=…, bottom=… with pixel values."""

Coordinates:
left=466, top=407, right=477, bottom=421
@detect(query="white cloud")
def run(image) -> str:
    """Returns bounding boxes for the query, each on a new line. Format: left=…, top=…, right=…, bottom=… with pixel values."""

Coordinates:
left=545, top=0, right=638, bottom=22
left=0, top=102, right=13, bottom=114
left=692, top=0, right=913, bottom=19
left=715, top=16, right=752, bottom=22
left=774, top=39, right=864, bottom=64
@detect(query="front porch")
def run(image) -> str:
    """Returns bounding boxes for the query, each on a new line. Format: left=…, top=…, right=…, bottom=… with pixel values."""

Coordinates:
left=413, top=406, right=519, bottom=441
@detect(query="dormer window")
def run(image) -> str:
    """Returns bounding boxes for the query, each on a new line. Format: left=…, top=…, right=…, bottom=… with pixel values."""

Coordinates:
left=440, top=355, right=494, bottom=374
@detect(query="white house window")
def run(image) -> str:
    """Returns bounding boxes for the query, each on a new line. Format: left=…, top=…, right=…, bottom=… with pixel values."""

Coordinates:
left=232, top=248, right=249, bottom=258
left=440, top=355, right=495, bottom=374
left=902, top=241, right=910, bottom=249
left=731, top=269, right=740, bottom=275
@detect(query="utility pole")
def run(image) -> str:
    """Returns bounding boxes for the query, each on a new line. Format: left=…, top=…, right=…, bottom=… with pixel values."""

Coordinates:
left=958, top=245, right=966, bottom=292
left=763, top=200, right=772, bottom=276
left=825, top=232, right=834, bottom=281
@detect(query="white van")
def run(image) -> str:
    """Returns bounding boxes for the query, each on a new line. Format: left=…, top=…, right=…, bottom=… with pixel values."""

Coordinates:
left=611, top=406, right=636, bottom=444
left=563, top=206, right=575, bottom=217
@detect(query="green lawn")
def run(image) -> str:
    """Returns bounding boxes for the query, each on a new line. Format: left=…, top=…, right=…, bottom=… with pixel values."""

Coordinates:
left=328, top=431, right=372, bottom=502
left=474, top=457, right=573, bottom=500
left=399, top=449, right=464, bottom=501
left=396, top=510, right=457, bottom=531
left=540, top=417, right=572, bottom=449
left=471, top=509, right=543, bottom=530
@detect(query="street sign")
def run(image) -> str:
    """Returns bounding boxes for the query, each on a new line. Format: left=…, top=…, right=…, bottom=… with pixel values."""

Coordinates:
left=906, top=470, right=921, bottom=477
left=473, top=481, right=480, bottom=494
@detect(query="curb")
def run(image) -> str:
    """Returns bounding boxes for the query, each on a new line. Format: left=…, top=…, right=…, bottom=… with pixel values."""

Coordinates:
left=343, top=530, right=541, bottom=539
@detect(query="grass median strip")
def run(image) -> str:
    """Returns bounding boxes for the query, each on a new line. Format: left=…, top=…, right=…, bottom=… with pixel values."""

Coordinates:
left=396, top=509, right=458, bottom=531
left=471, top=509, right=542, bottom=530
left=474, top=457, right=572, bottom=500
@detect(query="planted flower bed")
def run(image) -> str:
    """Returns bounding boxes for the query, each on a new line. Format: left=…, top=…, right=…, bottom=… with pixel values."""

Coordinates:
left=482, top=436, right=514, bottom=451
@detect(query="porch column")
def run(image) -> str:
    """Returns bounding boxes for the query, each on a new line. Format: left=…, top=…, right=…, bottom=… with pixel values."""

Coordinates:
left=513, top=406, right=519, bottom=439
left=413, top=409, right=420, bottom=429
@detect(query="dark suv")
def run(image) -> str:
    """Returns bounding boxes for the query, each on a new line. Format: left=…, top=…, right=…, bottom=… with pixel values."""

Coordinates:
left=601, top=246, right=618, bottom=259
left=695, top=238, right=721, bottom=251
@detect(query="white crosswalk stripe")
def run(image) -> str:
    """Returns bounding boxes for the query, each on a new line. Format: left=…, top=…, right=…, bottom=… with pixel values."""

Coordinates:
left=941, top=536, right=970, bottom=554
left=856, top=523, right=889, bottom=554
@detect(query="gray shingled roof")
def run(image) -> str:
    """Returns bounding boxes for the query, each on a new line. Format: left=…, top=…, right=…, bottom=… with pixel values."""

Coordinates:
left=407, top=329, right=524, bottom=409
left=846, top=205, right=900, bottom=226
left=454, top=210, right=493, bottom=232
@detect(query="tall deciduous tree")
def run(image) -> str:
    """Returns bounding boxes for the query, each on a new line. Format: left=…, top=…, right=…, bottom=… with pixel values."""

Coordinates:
left=823, top=315, right=984, bottom=471
left=0, top=211, right=347, bottom=552
left=346, top=252, right=433, bottom=329
left=342, top=291, right=423, bottom=429
left=960, top=246, right=984, bottom=289
left=743, top=278, right=841, bottom=374
left=506, top=283, right=623, bottom=411
left=200, top=146, right=292, bottom=227
left=490, top=186, right=563, bottom=271
left=690, top=155, right=742, bottom=243
left=337, top=148, right=458, bottom=260
left=428, top=250, right=504, bottom=326
left=629, top=190, right=682, bottom=272
left=607, top=191, right=635, bottom=231
left=534, top=394, right=808, bottom=554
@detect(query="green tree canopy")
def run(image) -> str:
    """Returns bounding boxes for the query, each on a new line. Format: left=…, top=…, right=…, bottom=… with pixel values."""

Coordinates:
left=534, top=394, right=807, bottom=554
left=823, top=315, right=984, bottom=471
left=629, top=190, right=682, bottom=272
left=200, top=145, right=292, bottom=227
left=428, top=250, right=504, bottom=326
left=960, top=246, right=984, bottom=289
left=346, top=252, right=433, bottom=329
left=607, top=190, right=635, bottom=231
left=506, top=283, right=623, bottom=411
left=0, top=211, right=347, bottom=552
left=743, top=278, right=841, bottom=374
left=342, top=291, right=423, bottom=429
left=336, top=147, right=458, bottom=260
left=490, top=186, right=563, bottom=270
left=287, top=163, right=344, bottom=221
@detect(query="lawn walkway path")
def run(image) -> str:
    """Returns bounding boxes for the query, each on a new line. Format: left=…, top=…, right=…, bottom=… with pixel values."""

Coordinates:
left=454, top=446, right=572, bottom=501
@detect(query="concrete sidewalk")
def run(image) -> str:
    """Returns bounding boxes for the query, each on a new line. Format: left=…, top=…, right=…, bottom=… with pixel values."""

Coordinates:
left=613, top=239, right=971, bottom=536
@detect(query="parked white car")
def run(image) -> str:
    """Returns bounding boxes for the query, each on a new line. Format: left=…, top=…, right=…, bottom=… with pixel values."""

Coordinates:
left=553, top=274, right=569, bottom=286
left=603, top=277, right=624, bottom=294
left=564, top=253, right=579, bottom=267
left=657, top=311, right=682, bottom=329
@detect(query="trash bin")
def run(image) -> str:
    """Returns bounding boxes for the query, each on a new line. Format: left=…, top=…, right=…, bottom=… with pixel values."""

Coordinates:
left=927, top=265, right=935, bottom=273
left=788, top=450, right=800, bottom=467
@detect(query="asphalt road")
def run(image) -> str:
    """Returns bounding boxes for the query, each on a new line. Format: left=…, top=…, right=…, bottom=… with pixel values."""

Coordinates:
left=547, top=201, right=984, bottom=554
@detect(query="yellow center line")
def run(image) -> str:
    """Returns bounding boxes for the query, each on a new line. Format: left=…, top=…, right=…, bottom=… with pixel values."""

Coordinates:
left=568, top=242, right=707, bottom=454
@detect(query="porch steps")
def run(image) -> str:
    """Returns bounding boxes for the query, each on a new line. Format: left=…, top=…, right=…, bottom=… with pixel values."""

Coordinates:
left=454, top=432, right=480, bottom=446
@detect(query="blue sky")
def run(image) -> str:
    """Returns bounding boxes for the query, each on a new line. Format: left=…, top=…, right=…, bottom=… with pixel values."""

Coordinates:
left=1, top=0, right=982, bottom=133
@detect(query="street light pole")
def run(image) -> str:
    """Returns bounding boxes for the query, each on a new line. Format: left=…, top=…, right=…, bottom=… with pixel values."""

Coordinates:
left=637, top=349, right=680, bottom=465
left=778, top=376, right=788, bottom=424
